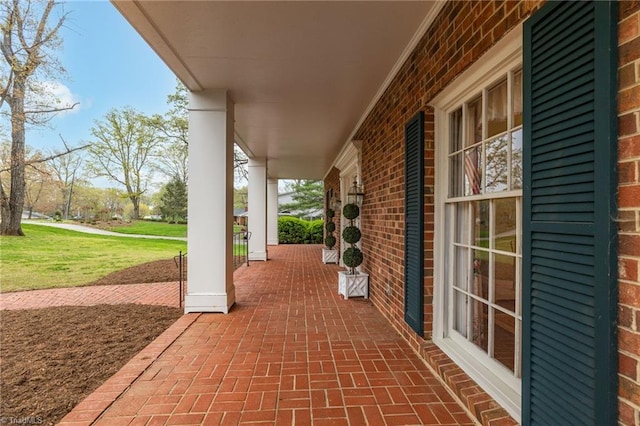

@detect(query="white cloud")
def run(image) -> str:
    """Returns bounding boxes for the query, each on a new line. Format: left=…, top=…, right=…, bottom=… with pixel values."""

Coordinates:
left=30, top=81, right=85, bottom=116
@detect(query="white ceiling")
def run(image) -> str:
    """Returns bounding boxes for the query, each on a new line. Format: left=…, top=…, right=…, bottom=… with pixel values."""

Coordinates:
left=113, top=1, right=438, bottom=179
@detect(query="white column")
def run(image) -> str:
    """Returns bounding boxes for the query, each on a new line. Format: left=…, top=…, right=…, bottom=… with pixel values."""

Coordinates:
left=248, top=158, right=268, bottom=261
left=185, top=90, right=235, bottom=313
left=267, top=178, right=279, bottom=246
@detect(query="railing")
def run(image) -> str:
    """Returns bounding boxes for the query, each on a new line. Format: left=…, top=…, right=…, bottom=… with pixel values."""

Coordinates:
left=173, top=232, right=250, bottom=308
left=173, top=251, right=187, bottom=309
left=233, top=231, right=250, bottom=269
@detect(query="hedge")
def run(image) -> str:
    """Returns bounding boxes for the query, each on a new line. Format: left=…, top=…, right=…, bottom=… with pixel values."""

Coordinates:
left=278, top=216, right=324, bottom=244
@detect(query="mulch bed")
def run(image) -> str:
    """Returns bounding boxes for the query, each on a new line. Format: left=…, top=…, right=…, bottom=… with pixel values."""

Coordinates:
left=0, top=304, right=182, bottom=425
left=0, top=258, right=186, bottom=425
left=85, top=258, right=184, bottom=286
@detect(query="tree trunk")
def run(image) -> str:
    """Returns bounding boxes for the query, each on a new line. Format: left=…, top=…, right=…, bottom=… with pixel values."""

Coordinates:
left=131, top=196, right=140, bottom=220
left=0, top=79, right=27, bottom=236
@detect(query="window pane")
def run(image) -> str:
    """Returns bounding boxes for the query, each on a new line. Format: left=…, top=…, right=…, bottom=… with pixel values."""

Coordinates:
left=472, top=249, right=489, bottom=300
left=466, top=97, right=482, bottom=147
left=487, top=79, right=507, bottom=137
left=511, top=129, right=523, bottom=190
left=464, top=146, right=482, bottom=196
left=471, top=299, right=488, bottom=352
left=450, top=108, right=463, bottom=153
left=473, top=200, right=489, bottom=248
left=513, top=70, right=523, bottom=127
left=454, top=246, right=470, bottom=291
left=449, top=153, right=464, bottom=198
left=494, top=198, right=517, bottom=253
left=453, top=289, right=467, bottom=337
left=486, top=135, right=509, bottom=193
left=494, top=253, right=516, bottom=313
left=494, top=311, right=515, bottom=372
left=454, top=202, right=469, bottom=244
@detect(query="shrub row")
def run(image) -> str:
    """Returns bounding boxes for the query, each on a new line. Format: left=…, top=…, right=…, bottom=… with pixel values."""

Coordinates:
left=278, top=216, right=323, bottom=244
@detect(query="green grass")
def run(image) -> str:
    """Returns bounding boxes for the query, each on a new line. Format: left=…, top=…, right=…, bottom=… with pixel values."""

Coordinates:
left=0, top=224, right=187, bottom=293
left=104, top=220, right=187, bottom=238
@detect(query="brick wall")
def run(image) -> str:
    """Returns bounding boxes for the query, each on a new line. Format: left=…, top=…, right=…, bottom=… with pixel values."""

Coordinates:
left=618, top=2, right=640, bottom=425
left=351, top=2, right=543, bottom=423
left=327, top=1, right=640, bottom=424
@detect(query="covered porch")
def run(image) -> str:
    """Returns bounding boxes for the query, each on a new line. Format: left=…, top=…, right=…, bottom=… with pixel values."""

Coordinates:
left=59, top=245, right=482, bottom=425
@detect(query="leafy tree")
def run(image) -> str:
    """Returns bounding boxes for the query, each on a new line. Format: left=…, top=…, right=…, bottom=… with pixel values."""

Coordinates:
left=147, top=80, right=249, bottom=186
left=87, top=107, right=160, bottom=219
left=234, top=185, right=247, bottom=211
left=0, top=0, right=76, bottom=235
left=159, top=175, right=187, bottom=223
left=279, top=180, right=324, bottom=219
left=146, top=80, right=188, bottom=184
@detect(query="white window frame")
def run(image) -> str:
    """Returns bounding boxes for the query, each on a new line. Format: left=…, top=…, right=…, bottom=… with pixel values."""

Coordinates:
left=431, top=24, right=523, bottom=421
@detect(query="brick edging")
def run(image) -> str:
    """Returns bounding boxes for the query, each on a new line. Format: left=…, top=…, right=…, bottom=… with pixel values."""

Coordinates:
left=420, top=343, right=517, bottom=426
left=57, top=313, right=201, bottom=425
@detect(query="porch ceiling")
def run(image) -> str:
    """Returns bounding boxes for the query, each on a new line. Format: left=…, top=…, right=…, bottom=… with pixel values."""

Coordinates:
left=112, top=1, right=437, bottom=180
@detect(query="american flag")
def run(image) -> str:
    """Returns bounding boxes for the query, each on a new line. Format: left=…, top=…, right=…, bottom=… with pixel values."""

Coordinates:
left=465, top=148, right=481, bottom=195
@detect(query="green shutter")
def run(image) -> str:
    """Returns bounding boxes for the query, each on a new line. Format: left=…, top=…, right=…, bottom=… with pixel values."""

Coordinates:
left=405, top=111, right=424, bottom=336
left=522, top=1, right=618, bottom=425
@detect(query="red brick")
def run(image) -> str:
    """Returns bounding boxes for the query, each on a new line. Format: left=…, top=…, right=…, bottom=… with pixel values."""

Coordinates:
left=620, top=305, right=636, bottom=329
left=620, top=36, right=640, bottom=66
left=620, top=282, right=640, bottom=306
left=618, top=400, right=637, bottom=426
left=619, top=375, right=640, bottom=406
left=619, top=328, right=640, bottom=355
left=619, top=185, right=640, bottom=208
left=619, top=161, right=638, bottom=184
left=620, top=135, right=640, bottom=159
left=620, top=14, right=640, bottom=45
left=620, top=234, right=640, bottom=257
left=619, top=352, right=638, bottom=380
left=619, top=62, right=638, bottom=89
left=619, top=112, right=638, bottom=136
left=620, top=85, right=640, bottom=112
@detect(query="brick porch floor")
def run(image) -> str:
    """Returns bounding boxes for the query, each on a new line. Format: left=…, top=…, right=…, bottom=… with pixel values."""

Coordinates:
left=59, top=245, right=475, bottom=425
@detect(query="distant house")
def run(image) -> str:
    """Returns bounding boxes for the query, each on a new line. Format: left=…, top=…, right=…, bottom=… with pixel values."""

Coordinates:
left=277, top=191, right=322, bottom=220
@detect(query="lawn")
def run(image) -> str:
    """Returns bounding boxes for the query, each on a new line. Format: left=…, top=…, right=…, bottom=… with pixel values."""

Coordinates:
left=0, top=224, right=187, bottom=292
left=103, top=220, right=187, bottom=238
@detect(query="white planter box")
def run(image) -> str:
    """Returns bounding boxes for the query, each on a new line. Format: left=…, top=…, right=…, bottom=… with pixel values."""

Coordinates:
left=322, top=249, right=339, bottom=264
left=338, top=271, right=369, bottom=299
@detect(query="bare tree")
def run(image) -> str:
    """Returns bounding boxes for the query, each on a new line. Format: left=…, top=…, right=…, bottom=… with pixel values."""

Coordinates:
left=87, top=107, right=160, bottom=219
left=0, top=0, right=76, bottom=235
left=48, top=136, right=84, bottom=219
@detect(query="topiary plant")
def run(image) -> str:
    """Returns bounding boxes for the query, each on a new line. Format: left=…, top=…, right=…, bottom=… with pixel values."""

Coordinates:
left=342, top=226, right=361, bottom=244
left=324, top=235, right=336, bottom=249
left=342, top=202, right=363, bottom=274
left=324, top=206, right=337, bottom=250
left=342, top=203, right=359, bottom=220
left=343, top=247, right=363, bottom=269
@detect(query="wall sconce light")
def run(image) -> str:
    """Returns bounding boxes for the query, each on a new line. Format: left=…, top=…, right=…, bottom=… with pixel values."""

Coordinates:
left=347, top=179, right=365, bottom=207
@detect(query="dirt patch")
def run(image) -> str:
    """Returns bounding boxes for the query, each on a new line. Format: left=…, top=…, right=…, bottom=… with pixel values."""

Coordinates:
left=0, top=304, right=182, bottom=425
left=85, top=258, right=185, bottom=286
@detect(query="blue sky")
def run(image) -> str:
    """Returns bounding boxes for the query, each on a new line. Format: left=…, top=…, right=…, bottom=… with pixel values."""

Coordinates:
left=26, top=0, right=177, bottom=152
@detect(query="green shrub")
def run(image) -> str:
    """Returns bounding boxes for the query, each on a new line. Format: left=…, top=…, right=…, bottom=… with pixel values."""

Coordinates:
left=342, top=226, right=361, bottom=244
left=278, top=217, right=325, bottom=244
left=278, top=216, right=308, bottom=244
left=326, top=208, right=335, bottom=219
left=342, top=203, right=360, bottom=220
left=306, top=219, right=324, bottom=244
left=343, top=247, right=363, bottom=269
left=324, top=235, right=336, bottom=249
left=325, top=221, right=336, bottom=233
